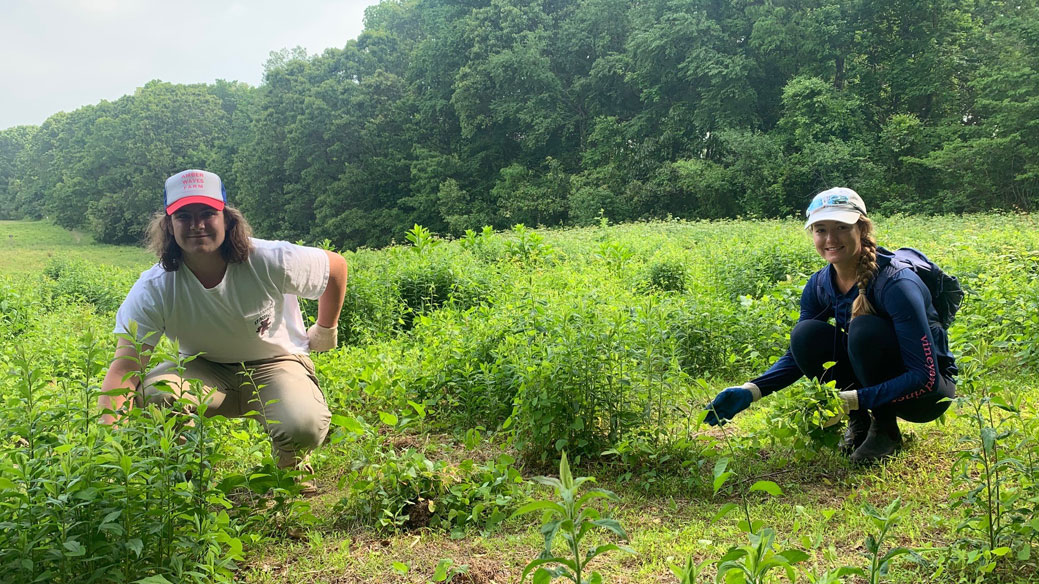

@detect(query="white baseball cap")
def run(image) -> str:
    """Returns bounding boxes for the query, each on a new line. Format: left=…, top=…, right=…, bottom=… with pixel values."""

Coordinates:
left=804, top=187, right=866, bottom=229
left=164, top=169, right=226, bottom=214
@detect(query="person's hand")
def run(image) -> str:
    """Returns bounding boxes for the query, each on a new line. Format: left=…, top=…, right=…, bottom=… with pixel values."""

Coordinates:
left=822, top=390, right=859, bottom=428
left=307, top=323, right=338, bottom=352
left=704, top=385, right=757, bottom=426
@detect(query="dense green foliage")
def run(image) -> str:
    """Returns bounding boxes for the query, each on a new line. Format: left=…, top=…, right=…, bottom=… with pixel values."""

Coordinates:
left=0, top=81, right=249, bottom=244
left=4, top=214, right=1039, bottom=581
left=0, top=278, right=315, bottom=583
left=2, top=0, right=1038, bottom=248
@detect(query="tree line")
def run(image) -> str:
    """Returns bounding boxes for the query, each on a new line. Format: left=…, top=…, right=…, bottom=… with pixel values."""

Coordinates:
left=1, top=0, right=1037, bottom=248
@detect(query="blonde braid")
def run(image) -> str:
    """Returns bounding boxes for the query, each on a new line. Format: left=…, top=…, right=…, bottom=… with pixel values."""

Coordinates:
left=851, top=217, right=878, bottom=320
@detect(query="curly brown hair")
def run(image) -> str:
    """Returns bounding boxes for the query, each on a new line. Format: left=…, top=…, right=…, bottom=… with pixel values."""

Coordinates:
left=850, top=216, right=878, bottom=320
left=146, top=206, right=253, bottom=271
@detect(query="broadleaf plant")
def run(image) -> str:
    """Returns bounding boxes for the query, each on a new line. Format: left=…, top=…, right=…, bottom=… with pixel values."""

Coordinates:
left=513, top=452, right=635, bottom=583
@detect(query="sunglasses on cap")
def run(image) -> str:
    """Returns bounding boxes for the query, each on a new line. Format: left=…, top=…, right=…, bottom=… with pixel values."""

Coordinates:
left=805, top=193, right=866, bottom=217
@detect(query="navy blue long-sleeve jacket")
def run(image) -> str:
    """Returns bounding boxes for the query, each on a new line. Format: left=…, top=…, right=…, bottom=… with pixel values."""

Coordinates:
left=750, top=249, right=957, bottom=410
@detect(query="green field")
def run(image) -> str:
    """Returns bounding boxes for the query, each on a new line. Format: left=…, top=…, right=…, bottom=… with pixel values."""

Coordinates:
left=0, top=220, right=154, bottom=274
left=1, top=215, right=1038, bottom=583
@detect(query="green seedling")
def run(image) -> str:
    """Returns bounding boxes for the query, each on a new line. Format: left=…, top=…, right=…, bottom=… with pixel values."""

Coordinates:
left=855, top=498, right=920, bottom=584
left=671, top=554, right=710, bottom=583
left=715, top=526, right=810, bottom=583
left=513, top=452, right=635, bottom=583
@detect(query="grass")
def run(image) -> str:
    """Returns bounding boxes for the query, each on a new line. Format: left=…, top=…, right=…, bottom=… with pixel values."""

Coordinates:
left=0, top=220, right=153, bottom=274
left=229, top=375, right=1035, bottom=584
left=235, top=406, right=1021, bottom=584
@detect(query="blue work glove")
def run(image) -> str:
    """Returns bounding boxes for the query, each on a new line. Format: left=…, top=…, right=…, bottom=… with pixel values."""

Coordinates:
left=704, top=384, right=760, bottom=426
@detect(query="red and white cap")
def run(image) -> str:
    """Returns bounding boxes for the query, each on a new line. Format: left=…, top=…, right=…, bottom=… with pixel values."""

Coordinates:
left=164, top=169, right=226, bottom=214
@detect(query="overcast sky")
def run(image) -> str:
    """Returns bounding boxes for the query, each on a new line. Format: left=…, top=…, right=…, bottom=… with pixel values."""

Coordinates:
left=0, top=0, right=383, bottom=130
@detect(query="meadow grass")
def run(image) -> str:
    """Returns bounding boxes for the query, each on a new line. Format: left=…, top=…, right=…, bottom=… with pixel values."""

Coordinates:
left=0, top=220, right=153, bottom=274
left=2, top=215, right=1038, bottom=583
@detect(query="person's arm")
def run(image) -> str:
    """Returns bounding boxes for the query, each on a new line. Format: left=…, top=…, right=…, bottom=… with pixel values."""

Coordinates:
left=307, top=250, right=348, bottom=351
left=705, top=273, right=830, bottom=425
left=750, top=274, right=833, bottom=396
left=317, top=250, right=347, bottom=328
left=98, top=338, right=154, bottom=425
left=854, top=277, right=939, bottom=410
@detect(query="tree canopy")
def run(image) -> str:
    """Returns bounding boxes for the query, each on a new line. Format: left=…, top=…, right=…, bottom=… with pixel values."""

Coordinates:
left=2, top=0, right=1037, bottom=246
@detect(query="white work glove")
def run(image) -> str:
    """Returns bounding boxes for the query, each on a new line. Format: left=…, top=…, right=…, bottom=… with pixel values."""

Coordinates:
left=822, top=390, right=860, bottom=428
left=307, top=323, right=338, bottom=352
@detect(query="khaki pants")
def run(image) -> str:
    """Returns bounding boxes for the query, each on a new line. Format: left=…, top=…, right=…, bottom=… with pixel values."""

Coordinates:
left=137, top=354, right=331, bottom=468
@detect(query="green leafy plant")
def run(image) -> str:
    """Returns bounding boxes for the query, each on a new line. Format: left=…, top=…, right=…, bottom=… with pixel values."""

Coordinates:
left=942, top=341, right=1031, bottom=579
left=595, top=241, right=635, bottom=273
left=0, top=329, right=281, bottom=583
left=513, top=452, right=634, bottom=583
left=42, top=257, right=130, bottom=313
left=766, top=364, right=845, bottom=452
left=504, top=224, right=554, bottom=263
left=458, top=226, right=501, bottom=261
left=715, top=526, right=811, bottom=583
left=700, top=389, right=813, bottom=584
left=432, top=557, right=469, bottom=582
left=708, top=448, right=810, bottom=583
left=331, top=416, right=523, bottom=534
left=406, top=224, right=440, bottom=253
left=671, top=554, right=710, bottom=583
left=645, top=259, right=688, bottom=293
left=856, top=498, right=920, bottom=584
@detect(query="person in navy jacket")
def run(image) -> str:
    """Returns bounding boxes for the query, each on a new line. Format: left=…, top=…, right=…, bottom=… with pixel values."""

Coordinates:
left=703, top=188, right=957, bottom=464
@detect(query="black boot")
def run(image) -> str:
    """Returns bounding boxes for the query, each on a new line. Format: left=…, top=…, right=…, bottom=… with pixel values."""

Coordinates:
left=838, top=410, right=871, bottom=455
left=850, top=411, right=903, bottom=464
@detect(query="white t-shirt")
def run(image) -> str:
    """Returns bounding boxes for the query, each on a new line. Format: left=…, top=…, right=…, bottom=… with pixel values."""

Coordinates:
left=115, top=238, right=330, bottom=363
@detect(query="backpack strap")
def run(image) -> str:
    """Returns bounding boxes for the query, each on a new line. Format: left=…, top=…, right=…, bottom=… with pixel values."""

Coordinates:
left=868, top=248, right=912, bottom=311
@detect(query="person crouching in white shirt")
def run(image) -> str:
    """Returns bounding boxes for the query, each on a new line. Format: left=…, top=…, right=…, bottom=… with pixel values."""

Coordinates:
left=98, top=169, right=348, bottom=494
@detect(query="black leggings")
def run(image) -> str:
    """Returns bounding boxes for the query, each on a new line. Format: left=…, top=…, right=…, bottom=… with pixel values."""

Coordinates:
left=789, top=316, right=955, bottom=423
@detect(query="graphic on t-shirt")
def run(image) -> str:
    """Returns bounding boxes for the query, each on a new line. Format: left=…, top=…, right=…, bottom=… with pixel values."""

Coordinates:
left=252, top=304, right=275, bottom=338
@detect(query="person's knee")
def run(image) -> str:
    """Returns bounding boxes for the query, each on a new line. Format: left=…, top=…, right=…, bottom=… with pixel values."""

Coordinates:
left=268, top=406, right=331, bottom=450
left=791, top=319, right=829, bottom=345
left=790, top=319, right=838, bottom=376
left=848, top=314, right=890, bottom=346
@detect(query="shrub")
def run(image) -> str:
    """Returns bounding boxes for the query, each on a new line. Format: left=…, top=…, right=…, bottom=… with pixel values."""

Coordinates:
left=505, top=295, right=693, bottom=463
left=42, top=257, right=132, bottom=314
left=333, top=268, right=400, bottom=346
left=0, top=335, right=304, bottom=583
left=395, top=262, right=489, bottom=330
left=410, top=307, right=515, bottom=430
left=333, top=441, right=524, bottom=535
left=670, top=296, right=736, bottom=377
left=0, top=277, right=40, bottom=338
left=710, top=240, right=817, bottom=300
left=397, top=263, right=457, bottom=317
left=502, top=224, right=554, bottom=264
left=645, top=259, right=688, bottom=293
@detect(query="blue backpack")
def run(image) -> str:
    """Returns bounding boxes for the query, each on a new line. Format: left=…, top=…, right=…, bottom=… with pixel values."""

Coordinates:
left=873, top=247, right=964, bottom=329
